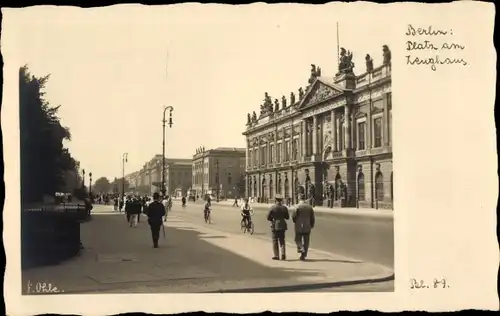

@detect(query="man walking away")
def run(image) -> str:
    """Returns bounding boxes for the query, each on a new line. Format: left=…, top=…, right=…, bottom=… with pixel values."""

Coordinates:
left=233, top=196, right=239, bottom=207
left=267, top=194, right=290, bottom=260
left=125, top=196, right=133, bottom=225
left=146, top=192, right=166, bottom=248
left=129, top=198, right=141, bottom=228
left=292, top=193, right=315, bottom=260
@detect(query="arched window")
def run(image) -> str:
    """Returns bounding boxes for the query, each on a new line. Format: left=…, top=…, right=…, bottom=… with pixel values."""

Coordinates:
left=278, top=178, right=282, bottom=194
left=375, top=172, right=384, bottom=201
left=357, top=172, right=365, bottom=201
left=253, top=179, right=257, bottom=197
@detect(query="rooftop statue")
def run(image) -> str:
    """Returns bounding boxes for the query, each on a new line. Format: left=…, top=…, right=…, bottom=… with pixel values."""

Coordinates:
left=290, top=92, right=296, bottom=105
left=338, top=47, right=355, bottom=74
left=365, top=54, right=374, bottom=73
left=298, top=87, right=305, bottom=99
left=308, top=64, right=322, bottom=84
left=263, top=92, right=273, bottom=113
left=281, top=95, right=287, bottom=109
left=274, top=99, right=280, bottom=112
left=252, top=111, right=257, bottom=122
left=247, top=113, right=251, bottom=125
left=383, top=45, right=392, bottom=66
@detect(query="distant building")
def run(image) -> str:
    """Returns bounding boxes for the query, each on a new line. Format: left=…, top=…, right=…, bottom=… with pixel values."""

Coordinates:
left=126, top=155, right=192, bottom=196
left=192, top=147, right=246, bottom=199
left=243, top=45, right=393, bottom=209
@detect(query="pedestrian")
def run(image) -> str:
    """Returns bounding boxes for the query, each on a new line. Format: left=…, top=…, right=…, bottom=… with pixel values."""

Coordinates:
left=162, top=195, right=172, bottom=222
left=125, top=196, right=132, bottom=224
left=267, top=194, right=290, bottom=260
left=128, top=198, right=141, bottom=228
left=233, top=196, right=239, bottom=207
left=146, top=192, right=166, bottom=248
left=292, top=193, right=315, bottom=261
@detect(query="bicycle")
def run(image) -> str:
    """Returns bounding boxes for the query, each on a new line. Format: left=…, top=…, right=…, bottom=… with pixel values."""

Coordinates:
left=240, top=212, right=254, bottom=235
left=204, top=209, right=211, bottom=224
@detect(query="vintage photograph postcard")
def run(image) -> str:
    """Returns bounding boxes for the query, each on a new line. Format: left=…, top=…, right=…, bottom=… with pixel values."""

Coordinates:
left=1, top=2, right=497, bottom=314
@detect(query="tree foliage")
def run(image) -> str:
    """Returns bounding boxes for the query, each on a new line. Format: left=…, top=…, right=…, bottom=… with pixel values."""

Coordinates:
left=93, top=177, right=111, bottom=193
left=20, top=65, right=80, bottom=203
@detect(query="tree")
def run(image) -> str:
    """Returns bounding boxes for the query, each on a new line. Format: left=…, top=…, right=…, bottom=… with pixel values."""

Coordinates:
left=20, top=65, right=79, bottom=203
left=93, top=177, right=111, bottom=194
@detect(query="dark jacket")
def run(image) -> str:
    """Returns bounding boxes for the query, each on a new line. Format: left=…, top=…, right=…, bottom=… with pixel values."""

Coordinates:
left=146, top=201, right=166, bottom=225
left=267, top=203, right=290, bottom=231
left=129, top=200, right=141, bottom=215
left=292, top=201, right=315, bottom=234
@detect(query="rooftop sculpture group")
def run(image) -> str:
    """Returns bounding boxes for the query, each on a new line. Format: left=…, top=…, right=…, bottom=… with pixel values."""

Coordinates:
left=246, top=45, right=391, bottom=126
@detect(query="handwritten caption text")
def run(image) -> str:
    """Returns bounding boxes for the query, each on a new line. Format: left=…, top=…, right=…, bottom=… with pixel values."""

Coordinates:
left=405, top=24, right=468, bottom=71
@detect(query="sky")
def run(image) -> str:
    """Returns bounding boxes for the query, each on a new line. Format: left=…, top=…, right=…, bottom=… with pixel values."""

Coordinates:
left=7, top=4, right=394, bottom=180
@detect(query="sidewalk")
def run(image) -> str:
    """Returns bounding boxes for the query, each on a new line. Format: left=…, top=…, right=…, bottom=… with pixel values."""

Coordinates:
left=22, top=204, right=393, bottom=294
left=189, top=199, right=394, bottom=219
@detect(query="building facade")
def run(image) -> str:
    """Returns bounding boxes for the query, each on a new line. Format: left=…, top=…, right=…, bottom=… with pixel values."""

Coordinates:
left=243, top=46, right=393, bottom=209
left=125, top=155, right=192, bottom=196
left=192, top=147, right=246, bottom=199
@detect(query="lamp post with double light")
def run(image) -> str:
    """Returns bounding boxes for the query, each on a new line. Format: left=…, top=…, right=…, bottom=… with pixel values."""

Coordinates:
left=162, top=106, right=174, bottom=197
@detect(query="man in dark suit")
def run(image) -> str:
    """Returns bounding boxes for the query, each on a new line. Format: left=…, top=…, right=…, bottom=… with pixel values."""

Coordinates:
left=146, top=192, right=166, bottom=248
left=292, top=193, right=316, bottom=260
left=267, top=194, right=290, bottom=260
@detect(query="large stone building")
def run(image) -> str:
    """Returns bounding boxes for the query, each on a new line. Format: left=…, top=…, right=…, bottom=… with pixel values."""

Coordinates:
left=243, top=46, right=393, bottom=209
left=192, top=147, right=246, bottom=199
left=126, top=155, right=192, bottom=196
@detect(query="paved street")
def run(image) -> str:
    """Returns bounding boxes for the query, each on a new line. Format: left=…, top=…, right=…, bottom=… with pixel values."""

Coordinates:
left=22, top=204, right=393, bottom=294
left=181, top=200, right=394, bottom=268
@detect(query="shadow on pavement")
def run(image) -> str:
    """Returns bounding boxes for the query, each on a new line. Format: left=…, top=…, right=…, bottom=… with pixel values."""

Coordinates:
left=22, top=212, right=327, bottom=294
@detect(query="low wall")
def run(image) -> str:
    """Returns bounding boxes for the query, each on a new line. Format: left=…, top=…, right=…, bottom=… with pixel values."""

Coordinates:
left=22, top=204, right=87, bottom=269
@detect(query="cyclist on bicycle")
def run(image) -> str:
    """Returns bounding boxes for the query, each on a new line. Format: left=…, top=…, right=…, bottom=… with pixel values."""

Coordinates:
left=203, top=200, right=211, bottom=220
left=241, top=198, right=253, bottom=228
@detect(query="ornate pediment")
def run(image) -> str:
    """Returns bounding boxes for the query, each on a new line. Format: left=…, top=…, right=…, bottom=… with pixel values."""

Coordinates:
left=297, top=80, right=344, bottom=109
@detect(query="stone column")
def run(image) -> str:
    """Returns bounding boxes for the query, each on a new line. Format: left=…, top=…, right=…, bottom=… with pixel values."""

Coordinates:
left=331, top=110, right=337, bottom=151
left=383, top=94, right=390, bottom=146
left=312, top=115, right=318, bottom=156
left=281, top=129, right=286, bottom=161
left=274, top=130, right=278, bottom=163
left=344, top=106, right=351, bottom=149
left=367, top=106, right=372, bottom=149
left=301, top=120, right=306, bottom=159
left=246, top=141, right=250, bottom=168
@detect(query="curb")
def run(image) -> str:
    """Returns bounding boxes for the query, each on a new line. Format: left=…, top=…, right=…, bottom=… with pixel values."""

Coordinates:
left=202, top=273, right=395, bottom=293
left=182, top=201, right=393, bottom=219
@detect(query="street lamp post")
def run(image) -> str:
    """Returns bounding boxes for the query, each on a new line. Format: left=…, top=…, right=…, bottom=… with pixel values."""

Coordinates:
left=215, top=159, right=220, bottom=202
left=162, top=106, right=174, bottom=197
left=89, top=172, right=93, bottom=198
left=122, top=153, right=128, bottom=199
left=82, top=169, right=86, bottom=188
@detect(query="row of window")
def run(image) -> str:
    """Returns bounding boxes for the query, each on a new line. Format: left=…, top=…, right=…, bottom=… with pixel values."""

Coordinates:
left=356, top=113, right=392, bottom=150
left=247, top=113, right=392, bottom=167
left=249, top=139, right=300, bottom=167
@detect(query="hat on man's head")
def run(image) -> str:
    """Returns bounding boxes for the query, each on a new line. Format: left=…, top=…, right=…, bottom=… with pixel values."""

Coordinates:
left=274, top=194, right=284, bottom=200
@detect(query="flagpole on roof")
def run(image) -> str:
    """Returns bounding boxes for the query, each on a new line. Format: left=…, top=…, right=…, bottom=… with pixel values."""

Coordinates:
left=336, top=22, right=340, bottom=67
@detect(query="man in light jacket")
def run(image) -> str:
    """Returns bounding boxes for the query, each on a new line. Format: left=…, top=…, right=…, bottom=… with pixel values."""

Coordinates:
left=292, top=193, right=315, bottom=261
